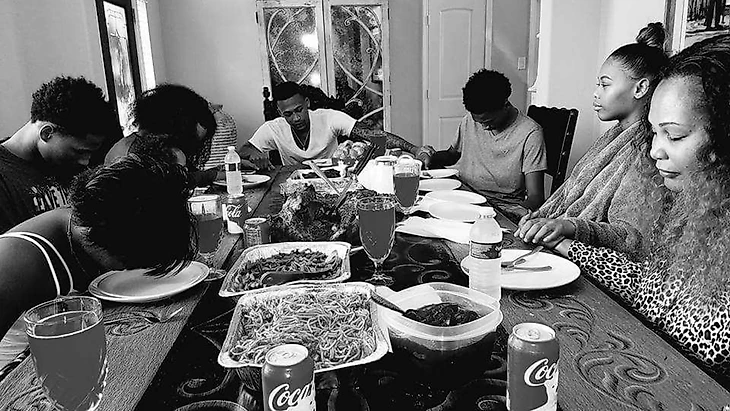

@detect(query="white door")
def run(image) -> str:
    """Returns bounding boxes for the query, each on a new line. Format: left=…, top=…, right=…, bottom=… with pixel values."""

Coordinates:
left=423, top=0, right=490, bottom=150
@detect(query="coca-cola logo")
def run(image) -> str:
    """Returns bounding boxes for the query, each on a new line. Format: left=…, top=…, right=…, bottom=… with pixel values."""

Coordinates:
left=524, top=358, right=558, bottom=387
left=268, top=381, right=314, bottom=411
left=226, top=204, right=244, bottom=219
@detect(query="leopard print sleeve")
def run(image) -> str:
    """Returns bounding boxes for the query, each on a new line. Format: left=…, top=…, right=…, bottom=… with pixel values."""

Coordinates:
left=567, top=240, right=642, bottom=304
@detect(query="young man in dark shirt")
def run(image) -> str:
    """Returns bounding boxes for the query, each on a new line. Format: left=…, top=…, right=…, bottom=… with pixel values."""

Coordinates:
left=0, top=76, right=121, bottom=233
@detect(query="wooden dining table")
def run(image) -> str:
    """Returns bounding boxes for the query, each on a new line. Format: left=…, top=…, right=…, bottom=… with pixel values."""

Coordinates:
left=1, top=165, right=729, bottom=411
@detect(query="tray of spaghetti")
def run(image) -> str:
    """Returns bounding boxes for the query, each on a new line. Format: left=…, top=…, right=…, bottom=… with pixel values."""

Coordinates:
left=219, top=242, right=351, bottom=297
left=218, top=282, right=390, bottom=375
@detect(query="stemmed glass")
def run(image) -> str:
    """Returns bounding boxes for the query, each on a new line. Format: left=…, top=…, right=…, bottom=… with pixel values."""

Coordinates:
left=187, top=194, right=227, bottom=281
left=24, top=296, right=107, bottom=411
left=393, top=155, right=422, bottom=214
left=357, top=196, right=396, bottom=285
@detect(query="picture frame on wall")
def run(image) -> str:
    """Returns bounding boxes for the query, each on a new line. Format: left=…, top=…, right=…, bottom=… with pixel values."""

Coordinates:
left=665, top=0, right=730, bottom=53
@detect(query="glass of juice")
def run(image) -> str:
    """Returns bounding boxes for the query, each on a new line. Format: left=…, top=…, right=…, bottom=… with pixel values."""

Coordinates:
left=357, top=195, right=396, bottom=285
left=393, top=155, right=422, bottom=214
left=187, top=194, right=226, bottom=280
left=24, top=296, right=107, bottom=411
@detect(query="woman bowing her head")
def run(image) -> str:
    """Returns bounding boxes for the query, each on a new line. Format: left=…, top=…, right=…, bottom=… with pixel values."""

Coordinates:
left=0, top=155, right=196, bottom=369
left=544, top=35, right=730, bottom=377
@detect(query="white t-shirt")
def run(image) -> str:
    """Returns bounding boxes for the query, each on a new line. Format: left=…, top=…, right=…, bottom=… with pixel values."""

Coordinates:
left=248, top=109, right=357, bottom=166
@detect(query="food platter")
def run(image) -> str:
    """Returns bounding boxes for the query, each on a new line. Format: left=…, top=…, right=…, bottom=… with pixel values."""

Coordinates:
left=218, top=282, right=389, bottom=374
left=288, top=166, right=345, bottom=181
left=219, top=241, right=352, bottom=297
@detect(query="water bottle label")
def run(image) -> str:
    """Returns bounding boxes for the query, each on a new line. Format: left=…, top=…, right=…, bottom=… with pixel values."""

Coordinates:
left=470, top=241, right=502, bottom=259
left=226, top=163, right=239, bottom=172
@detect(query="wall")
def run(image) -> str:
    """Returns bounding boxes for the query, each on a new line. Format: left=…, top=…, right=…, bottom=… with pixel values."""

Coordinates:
left=533, top=0, right=665, bottom=174
left=156, top=0, right=262, bottom=144
left=389, top=1, right=422, bottom=141
left=0, top=0, right=106, bottom=138
left=492, top=0, right=531, bottom=111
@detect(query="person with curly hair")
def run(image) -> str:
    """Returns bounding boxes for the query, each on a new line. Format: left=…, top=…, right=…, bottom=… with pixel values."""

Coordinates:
left=421, top=69, right=547, bottom=220
left=535, top=35, right=730, bottom=377
left=0, top=154, right=196, bottom=370
left=105, top=83, right=219, bottom=186
left=0, top=76, right=122, bottom=233
left=518, top=23, right=669, bottom=260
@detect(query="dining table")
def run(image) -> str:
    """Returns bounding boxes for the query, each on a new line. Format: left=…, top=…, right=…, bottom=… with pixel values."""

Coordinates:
left=1, top=165, right=729, bottom=411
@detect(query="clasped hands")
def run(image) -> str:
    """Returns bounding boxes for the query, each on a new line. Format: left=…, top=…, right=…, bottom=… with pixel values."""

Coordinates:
left=516, top=212, right=576, bottom=250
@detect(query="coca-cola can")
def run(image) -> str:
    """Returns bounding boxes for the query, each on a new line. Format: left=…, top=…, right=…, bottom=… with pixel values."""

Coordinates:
left=507, top=322, right=559, bottom=411
left=223, top=194, right=247, bottom=234
left=262, top=344, right=316, bottom=411
left=244, top=217, right=271, bottom=248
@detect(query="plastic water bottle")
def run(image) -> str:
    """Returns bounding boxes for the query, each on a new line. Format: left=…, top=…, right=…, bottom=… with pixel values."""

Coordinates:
left=224, top=146, right=243, bottom=196
left=468, top=207, right=502, bottom=300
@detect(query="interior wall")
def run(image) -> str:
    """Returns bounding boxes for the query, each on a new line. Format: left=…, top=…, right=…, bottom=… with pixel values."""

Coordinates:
left=492, top=0, right=531, bottom=112
left=389, top=1, right=422, bottom=143
left=0, top=1, right=106, bottom=138
left=156, top=0, right=262, bottom=145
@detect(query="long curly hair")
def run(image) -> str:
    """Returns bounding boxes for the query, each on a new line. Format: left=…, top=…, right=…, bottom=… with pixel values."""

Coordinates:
left=634, top=34, right=730, bottom=297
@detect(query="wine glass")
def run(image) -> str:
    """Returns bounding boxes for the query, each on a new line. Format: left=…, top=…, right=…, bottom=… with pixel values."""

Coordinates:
left=187, top=194, right=227, bottom=281
left=393, top=155, right=422, bottom=214
left=24, top=296, right=107, bottom=411
left=357, top=196, right=396, bottom=285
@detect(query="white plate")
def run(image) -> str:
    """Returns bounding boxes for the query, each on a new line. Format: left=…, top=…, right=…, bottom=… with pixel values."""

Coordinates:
left=213, top=174, right=271, bottom=188
left=89, top=261, right=209, bottom=303
left=419, top=178, right=462, bottom=192
left=421, top=169, right=458, bottom=179
left=426, top=190, right=487, bottom=204
left=460, top=250, right=580, bottom=290
left=304, top=158, right=334, bottom=167
left=428, top=202, right=483, bottom=223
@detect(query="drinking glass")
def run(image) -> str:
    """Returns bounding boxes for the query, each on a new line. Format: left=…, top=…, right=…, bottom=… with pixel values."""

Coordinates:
left=358, top=196, right=396, bottom=285
left=187, top=194, right=227, bottom=281
left=393, top=155, right=422, bottom=214
left=24, top=296, right=107, bottom=411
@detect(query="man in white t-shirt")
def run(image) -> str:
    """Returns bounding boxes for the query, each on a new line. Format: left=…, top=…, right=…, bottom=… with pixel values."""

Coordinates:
left=239, top=82, right=431, bottom=168
left=421, top=70, right=547, bottom=220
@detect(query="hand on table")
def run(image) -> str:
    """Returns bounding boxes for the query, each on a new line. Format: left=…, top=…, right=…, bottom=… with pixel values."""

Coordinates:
left=415, top=145, right=436, bottom=169
left=517, top=215, right=576, bottom=248
left=242, top=152, right=272, bottom=171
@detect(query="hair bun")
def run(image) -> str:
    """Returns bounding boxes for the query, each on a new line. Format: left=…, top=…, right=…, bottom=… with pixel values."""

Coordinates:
left=636, top=22, right=666, bottom=49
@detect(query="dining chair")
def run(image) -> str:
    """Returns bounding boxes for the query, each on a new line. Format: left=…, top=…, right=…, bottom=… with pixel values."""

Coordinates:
left=526, top=105, right=579, bottom=194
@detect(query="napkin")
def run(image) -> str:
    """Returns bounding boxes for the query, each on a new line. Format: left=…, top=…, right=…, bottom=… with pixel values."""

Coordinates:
left=396, top=216, right=472, bottom=244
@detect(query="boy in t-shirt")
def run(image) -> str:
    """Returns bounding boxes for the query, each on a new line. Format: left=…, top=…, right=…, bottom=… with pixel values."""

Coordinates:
left=423, top=69, right=547, bottom=220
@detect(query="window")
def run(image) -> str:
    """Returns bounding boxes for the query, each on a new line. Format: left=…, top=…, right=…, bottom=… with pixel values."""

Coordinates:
left=96, top=0, right=143, bottom=133
left=257, top=0, right=390, bottom=130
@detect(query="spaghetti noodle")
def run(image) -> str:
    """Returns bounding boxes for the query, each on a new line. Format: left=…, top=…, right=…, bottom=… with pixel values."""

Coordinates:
left=228, top=289, right=376, bottom=370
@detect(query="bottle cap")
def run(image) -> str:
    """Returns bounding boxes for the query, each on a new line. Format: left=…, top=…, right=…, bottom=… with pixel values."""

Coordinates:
left=227, top=146, right=235, bottom=150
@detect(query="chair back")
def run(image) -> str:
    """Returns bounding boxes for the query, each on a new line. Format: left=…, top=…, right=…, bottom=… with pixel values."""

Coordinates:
left=526, top=105, right=579, bottom=193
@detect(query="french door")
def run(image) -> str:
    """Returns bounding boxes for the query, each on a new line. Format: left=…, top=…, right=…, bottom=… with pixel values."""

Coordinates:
left=256, top=0, right=390, bottom=130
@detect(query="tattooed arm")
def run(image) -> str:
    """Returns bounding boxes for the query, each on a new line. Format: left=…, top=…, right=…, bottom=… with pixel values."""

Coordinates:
left=347, top=122, right=437, bottom=167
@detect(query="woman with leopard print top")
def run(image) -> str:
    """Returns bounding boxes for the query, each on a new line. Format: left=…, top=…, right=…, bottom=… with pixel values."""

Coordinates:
left=522, top=35, right=730, bottom=376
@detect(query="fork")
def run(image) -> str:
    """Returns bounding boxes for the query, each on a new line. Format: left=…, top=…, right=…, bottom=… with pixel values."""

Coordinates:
left=501, top=246, right=544, bottom=268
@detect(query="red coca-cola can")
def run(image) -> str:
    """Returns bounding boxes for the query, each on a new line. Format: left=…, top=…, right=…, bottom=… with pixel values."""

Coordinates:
left=244, top=217, right=271, bottom=248
left=507, top=322, right=559, bottom=411
left=262, top=344, right=316, bottom=411
left=223, top=194, right=247, bottom=234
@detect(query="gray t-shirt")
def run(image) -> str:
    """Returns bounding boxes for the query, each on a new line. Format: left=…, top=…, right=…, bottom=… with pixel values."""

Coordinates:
left=450, top=111, right=547, bottom=203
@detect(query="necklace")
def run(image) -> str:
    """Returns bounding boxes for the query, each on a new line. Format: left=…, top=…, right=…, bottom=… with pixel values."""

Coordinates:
left=293, top=128, right=310, bottom=150
left=67, top=217, right=95, bottom=281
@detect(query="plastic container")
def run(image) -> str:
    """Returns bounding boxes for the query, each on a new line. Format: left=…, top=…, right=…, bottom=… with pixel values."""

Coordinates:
left=469, top=208, right=502, bottom=300
left=379, top=282, right=502, bottom=387
left=224, top=146, right=243, bottom=196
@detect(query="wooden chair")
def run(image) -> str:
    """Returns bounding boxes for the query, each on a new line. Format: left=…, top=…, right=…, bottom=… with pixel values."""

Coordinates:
left=526, top=105, right=579, bottom=194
